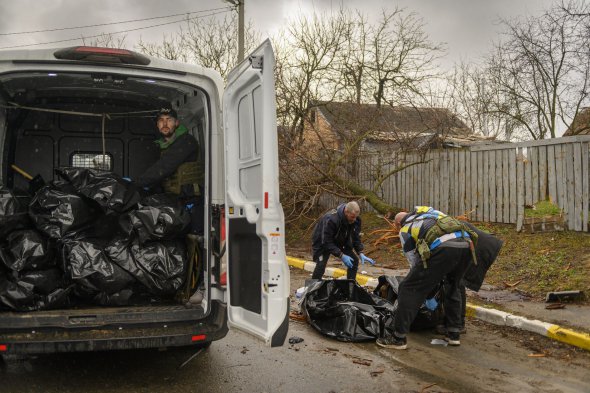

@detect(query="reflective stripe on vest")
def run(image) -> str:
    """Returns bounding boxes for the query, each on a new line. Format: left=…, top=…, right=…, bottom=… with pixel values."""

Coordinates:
left=429, top=230, right=470, bottom=250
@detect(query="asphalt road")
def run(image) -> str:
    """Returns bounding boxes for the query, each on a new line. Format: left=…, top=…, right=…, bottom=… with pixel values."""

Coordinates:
left=2, top=268, right=589, bottom=393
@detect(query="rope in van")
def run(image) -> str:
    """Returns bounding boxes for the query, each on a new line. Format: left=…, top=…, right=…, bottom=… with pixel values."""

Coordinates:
left=2, top=102, right=164, bottom=167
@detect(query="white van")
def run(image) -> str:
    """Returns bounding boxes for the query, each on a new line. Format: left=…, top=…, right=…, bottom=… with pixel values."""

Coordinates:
left=0, top=40, right=290, bottom=353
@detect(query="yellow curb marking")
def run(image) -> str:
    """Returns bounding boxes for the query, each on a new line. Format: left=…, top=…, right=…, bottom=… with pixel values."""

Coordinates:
left=287, top=256, right=371, bottom=285
left=547, top=325, right=590, bottom=351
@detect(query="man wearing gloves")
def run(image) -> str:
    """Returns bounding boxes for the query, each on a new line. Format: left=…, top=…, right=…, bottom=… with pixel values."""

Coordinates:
left=311, top=201, right=375, bottom=281
left=376, top=206, right=477, bottom=350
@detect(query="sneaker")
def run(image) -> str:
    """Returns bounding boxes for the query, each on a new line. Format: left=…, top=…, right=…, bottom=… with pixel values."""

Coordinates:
left=445, top=331, right=461, bottom=346
left=376, top=335, right=407, bottom=350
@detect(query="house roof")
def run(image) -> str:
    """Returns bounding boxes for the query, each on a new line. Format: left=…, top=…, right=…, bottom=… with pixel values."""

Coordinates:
left=564, top=107, right=590, bottom=136
left=316, top=102, right=473, bottom=138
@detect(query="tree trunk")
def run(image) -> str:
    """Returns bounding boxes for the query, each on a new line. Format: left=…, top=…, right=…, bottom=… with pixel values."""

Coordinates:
left=332, top=175, right=401, bottom=215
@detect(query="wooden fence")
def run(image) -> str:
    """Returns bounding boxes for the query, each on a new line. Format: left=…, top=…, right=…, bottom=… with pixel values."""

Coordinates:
left=327, top=135, right=590, bottom=232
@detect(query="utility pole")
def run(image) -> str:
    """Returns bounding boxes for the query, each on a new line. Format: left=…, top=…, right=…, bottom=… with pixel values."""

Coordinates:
left=223, top=0, right=245, bottom=62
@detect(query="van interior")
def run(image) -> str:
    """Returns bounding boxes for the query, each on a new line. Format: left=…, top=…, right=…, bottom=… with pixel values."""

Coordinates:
left=0, top=70, right=212, bottom=316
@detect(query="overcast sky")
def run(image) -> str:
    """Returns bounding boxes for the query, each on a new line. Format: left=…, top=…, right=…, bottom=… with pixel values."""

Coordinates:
left=0, top=0, right=558, bottom=67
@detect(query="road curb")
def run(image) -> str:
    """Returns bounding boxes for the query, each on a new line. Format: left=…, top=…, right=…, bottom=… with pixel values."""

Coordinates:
left=287, top=256, right=590, bottom=352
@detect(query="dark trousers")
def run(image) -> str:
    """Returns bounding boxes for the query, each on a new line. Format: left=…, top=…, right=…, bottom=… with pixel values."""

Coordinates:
left=394, top=246, right=472, bottom=336
left=312, top=249, right=359, bottom=280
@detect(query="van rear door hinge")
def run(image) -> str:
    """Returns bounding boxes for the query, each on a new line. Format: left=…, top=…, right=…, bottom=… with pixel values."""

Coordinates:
left=249, top=55, right=263, bottom=70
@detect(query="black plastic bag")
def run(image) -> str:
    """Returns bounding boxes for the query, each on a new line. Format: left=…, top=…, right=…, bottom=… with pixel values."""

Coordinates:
left=0, top=230, right=55, bottom=272
left=300, top=279, right=397, bottom=342
left=373, top=275, right=445, bottom=331
left=0, top=187, right=32, bottom=238
left=119, top=193, right=191, bottom=243
left=61, top=237, right=136, bottom=304
left=56, top=167, right=141, bottom=214
left=16, top=268, right=66, bottom=295
left=0, top=272, right=72, bottom=311
left=29, top=184, right=100, bottom=239
left=105, top=237, right=187, bottom=297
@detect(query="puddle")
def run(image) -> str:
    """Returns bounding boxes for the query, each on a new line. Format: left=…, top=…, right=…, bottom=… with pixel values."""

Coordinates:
left=472, top=289, right=529, bottom=302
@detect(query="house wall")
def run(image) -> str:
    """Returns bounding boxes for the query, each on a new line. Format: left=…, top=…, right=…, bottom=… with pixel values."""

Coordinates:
left=321, top=135, right=590, bottom=232
left=301, top=109, right=340, bottom=151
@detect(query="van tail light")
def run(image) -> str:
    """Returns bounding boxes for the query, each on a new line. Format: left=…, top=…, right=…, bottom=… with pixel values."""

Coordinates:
left=0, top=344, right=7, bottom=352
left=54, top=46, right=151, bottom=65
left=191, top=334, right=207, bottom=342
left=220, top=271, right=227, bottom=286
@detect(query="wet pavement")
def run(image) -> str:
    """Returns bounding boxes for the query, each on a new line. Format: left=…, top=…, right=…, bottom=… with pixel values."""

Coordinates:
left=2, top=268, right=589, bottom=393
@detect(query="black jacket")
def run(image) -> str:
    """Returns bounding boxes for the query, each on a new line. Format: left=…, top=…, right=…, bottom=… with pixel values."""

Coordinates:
left=135, top=132, right=198, bottom=191
left=462, top=222, right=504, bottom=291
left=312, top=204, right=364, bottom=257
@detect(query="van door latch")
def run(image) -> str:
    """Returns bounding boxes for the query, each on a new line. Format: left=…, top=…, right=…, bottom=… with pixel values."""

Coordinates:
left=249, top=56, right=263, bottom=70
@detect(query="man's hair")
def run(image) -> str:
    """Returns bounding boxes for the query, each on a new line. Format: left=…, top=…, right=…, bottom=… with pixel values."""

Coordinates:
left=344, top=201, right=360, bottom=215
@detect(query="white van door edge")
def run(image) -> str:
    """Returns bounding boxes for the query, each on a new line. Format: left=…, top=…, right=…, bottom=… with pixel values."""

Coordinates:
left=223, top=39, right=290, bottom=347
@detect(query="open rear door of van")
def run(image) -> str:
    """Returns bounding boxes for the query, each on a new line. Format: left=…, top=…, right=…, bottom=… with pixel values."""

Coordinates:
left=222, top=39, right=289, bottom=347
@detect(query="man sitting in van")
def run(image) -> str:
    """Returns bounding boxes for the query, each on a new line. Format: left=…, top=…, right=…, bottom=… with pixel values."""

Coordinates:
left=134, top=107, right=205, bottom=304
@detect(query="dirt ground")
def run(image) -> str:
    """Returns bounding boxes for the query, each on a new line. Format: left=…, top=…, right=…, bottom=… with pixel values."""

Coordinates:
left=288, top=268, right=590, bottom=392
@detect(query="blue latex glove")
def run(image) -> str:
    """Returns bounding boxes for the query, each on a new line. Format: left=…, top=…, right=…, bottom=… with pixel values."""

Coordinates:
left=359, top=253, right=375, bottom=266
left=424, top=297, right=438, bottom=311
left=341, top=254, right=354, bottom=269
left=122, top=177, right=132, bottom=182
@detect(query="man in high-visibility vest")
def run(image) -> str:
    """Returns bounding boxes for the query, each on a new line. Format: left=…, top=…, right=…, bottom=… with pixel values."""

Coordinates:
left=377, top=206, right=475, bottom=349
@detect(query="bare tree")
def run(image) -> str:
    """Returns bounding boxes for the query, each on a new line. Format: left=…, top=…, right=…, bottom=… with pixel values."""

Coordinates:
left=137, top=34, right=187, bottom=61
left=446, top=62, right=520, bottom=139
left=135, top=13, right=259, bottom=81
left=82, top=33, right=128, bottom=49
left=367, top=9, right=444, bottom=108
left=485, top=2, right=590, bottom=139
left=273, top=10, right=348, bottom=145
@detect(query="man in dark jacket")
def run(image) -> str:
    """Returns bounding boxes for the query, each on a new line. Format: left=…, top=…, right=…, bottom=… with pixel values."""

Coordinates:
left=311, top=201, right=375, bottom=281
left=135, top=107, right=205, bottom=303
left=135, top=108, right=203, bottom=215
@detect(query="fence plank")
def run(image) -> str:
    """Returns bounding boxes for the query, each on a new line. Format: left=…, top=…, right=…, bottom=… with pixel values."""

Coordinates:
left=489, top=150, right=497, bottom=222
left=431, top=151, right=437, bottom=206
left=573, top=143, right=582, bottom=231
left=458, top=150, right=465, bottom=216
left=555, top=144, right=566, bottom=213
left=477, top=151, right=484, bottom=221
left=583, top=142, right=589, bottom=232
left=502, top=149, right=510, bottom=223
left=442, top=150, right=449, bottom=213
left=495, top=150, right=503, bottom=222
left=509, top=148, right=517, bottom=223
left=464, top=150, right=471, bottom=218
left=523, top=148, right=533, bottom=206
left=516, top=147, right=525, bottom=231
left=483, top=151, right=490, bottom=222
left=470, top=151, right=478, bottom=220
left=566, top=144, right=575, bottom=229
left=538, top=145, right=547, bottom=201
left=547, top=145, right=557, bottom=205
left=531, top=146, right=539, bottom=204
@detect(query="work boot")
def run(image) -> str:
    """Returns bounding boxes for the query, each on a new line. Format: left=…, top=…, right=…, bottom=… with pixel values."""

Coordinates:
left=445, top=331, right=461, bottom=346
left=187, top=286, right=204, bottom=305
left=376, top=334, right=407, bottom=350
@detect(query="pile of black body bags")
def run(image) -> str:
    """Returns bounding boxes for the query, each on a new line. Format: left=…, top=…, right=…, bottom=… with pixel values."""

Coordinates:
left=0, top=168, right=191, bottom=311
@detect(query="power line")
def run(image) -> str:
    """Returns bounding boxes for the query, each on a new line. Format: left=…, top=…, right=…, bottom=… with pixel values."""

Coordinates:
left=0, top=7, right=231, bottom=36
left=0, top=9, right=231, bottom=50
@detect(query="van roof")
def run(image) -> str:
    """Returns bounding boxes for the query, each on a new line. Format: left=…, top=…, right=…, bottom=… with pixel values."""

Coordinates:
left=0, top=46, right=223, bottom=86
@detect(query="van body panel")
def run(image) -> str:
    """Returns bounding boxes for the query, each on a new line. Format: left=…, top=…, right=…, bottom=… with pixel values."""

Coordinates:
left=223, top=40, right=289, bottom=346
